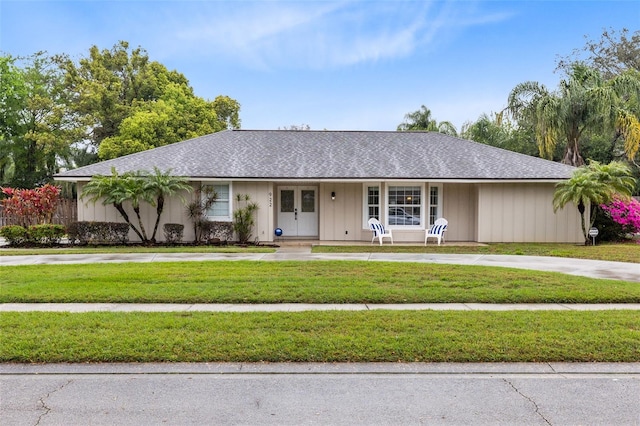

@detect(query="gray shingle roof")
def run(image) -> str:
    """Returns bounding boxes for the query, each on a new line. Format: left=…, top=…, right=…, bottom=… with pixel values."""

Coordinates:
left=55, top=130, right=576, bottom=180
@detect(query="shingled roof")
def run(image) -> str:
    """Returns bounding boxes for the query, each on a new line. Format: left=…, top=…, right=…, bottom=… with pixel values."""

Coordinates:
left=55, top=130, right=575, bottom=181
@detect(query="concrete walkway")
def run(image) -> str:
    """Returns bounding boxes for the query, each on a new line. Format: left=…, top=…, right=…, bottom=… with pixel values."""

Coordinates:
left=1, top=249, right=639, bottom=281
left=2, top=302, right=640, bottom=312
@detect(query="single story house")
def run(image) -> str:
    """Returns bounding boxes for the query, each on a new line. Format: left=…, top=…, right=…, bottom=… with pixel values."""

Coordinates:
left=55, top=130, right=583, bottom=243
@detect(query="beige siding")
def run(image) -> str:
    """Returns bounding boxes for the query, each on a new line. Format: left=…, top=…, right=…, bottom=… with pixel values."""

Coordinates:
left=76, top=181, right=275, bottom=243
left=232, top=182, right=274, bottom=242
left=319, top=183, right=363, bottom=241
left=442, top=183, right=477, bottom=241
left=477, top=183, right=583, bottom=243
left=75, top=180, right=583, bottom=244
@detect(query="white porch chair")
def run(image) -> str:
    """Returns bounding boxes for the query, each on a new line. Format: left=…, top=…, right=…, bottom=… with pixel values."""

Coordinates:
left=425, top=218, right=448, bottom=246
left=368, top=218, right=393, bottom=245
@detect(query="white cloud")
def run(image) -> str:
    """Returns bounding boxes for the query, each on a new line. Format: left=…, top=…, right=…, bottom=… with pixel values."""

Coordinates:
left=166, top=0, right=510, bottom=70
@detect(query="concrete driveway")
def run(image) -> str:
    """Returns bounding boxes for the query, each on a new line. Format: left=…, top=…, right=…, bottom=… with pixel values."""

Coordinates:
left=1, top=251, right=639, bottom=281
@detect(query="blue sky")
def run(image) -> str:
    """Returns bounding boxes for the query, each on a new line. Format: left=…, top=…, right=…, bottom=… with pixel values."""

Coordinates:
left=1, top=1, right=638, bottom=131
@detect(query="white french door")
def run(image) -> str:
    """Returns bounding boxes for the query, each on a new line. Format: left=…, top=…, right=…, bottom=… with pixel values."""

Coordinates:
left=277, top=186, right=318, bottom=237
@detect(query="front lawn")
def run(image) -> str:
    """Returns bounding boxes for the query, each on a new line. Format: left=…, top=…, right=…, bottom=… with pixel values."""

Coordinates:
left=313, top=242, right=640, bottom=263
left=2, top=242, right=638, bottom=263
left=2, top=311, right=638, bottom=363
left=2, top=261, right=639, bottom=304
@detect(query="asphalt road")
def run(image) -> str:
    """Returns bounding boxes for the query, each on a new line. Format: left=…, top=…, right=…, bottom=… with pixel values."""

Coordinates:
left=2, top=363, right=639, bottom=425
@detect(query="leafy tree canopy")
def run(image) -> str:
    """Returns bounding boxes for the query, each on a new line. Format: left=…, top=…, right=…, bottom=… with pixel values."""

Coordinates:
left=0, top=42, right=240, bottom=187
left=60, top=41, right=240, bottom=160
left=460, top=112, right=538, bottom=157
left=507, top=63, right=640, bottom=166
left=0, top=53, right=84, bottom=188
left=557, top=28, right=639, bottom=78
left=98, top=85, right=239, bottom=159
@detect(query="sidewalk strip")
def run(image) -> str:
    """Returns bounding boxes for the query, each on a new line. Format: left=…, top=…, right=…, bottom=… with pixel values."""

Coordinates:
left=2, top=303, right=640, bottom=312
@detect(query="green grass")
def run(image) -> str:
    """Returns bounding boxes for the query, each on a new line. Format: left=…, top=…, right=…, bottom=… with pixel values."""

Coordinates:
left=2, top=261, right=639, bottom=304
left=2, top=244, right=638, bottom=364
left=0, top=245, right=275, bottom=256
left=313, top=242, right=640, bottom=263
left=2, top=242, right=638, bottom=263
left=1, top=311, right=638, bottom=363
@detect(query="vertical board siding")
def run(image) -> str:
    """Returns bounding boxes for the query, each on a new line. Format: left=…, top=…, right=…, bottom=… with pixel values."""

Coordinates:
left=477, top=183, right=583, bottom=243
left=233, top=181, right=273, bottom=243
left=319, top=183, right=362, bottom=241
left=442, top=183, right=477, bottom=241
left=71, top=180, right=583, bottom=244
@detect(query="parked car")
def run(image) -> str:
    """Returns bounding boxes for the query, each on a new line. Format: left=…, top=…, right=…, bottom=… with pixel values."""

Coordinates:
left=388, top=207, right=421, bottom=225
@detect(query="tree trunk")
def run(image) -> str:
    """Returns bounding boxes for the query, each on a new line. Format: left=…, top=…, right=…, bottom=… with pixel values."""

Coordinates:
left=562, top=136, right=585, bottom=166
left=579, top=210, right=589, bottom=245
left=133, top=206, right=148, bottom=242
left=113, top=203, right=145, bottom=242
left=150, top=195, right=164, bottom=243
left=607, top=131, right=622, bottom=163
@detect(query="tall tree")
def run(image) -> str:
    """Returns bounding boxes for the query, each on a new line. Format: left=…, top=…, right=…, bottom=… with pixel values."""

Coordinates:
left=460, top=112, right=538, bottom=156
left=60, top=41, right=240, bottom=159
left=59, top=41, right=183, bottom=149
left=0, top=53, right=82, bottom=188
left=508, top=63, right=640, bottom=166
left=97, top=83, right=235, bottom=159
left=397, top=105, right=457, bottom=136
left=553, top=161, right=635, bottom=244
left=557, top=28, right=639, bottom=78
left=212, top=95, right=241, bottom=130
left=0, top=56, right=24, bottom=184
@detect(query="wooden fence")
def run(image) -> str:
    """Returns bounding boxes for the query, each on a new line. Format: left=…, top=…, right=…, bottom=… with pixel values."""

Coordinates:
left=0, top=198, right=77, bottom=228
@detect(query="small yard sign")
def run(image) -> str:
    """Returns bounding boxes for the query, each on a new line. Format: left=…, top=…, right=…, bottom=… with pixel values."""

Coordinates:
left=588, top=227, right=599, bottom=245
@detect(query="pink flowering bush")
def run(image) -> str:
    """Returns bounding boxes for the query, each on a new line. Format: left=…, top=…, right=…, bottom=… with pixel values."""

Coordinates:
left=0, top=184, right=61, bottom=227
left=599, top=196, right=640, bottom=239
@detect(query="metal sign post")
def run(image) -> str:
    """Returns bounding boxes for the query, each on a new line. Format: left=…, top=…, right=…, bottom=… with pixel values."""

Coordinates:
left=588, top=227, right=599, bottom=246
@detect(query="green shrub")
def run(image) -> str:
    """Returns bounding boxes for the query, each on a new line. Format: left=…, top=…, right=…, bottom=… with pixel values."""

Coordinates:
left=28, top=224, right=65, bottom=245
left=199, top=221, right=233, bottom=244
left=593, top=207, right=626, bottom=242
left=0, top=225, right=29, bottom=246
left=68, top=221, right=130, bottom=245
left=233, top=194, right=259, bottom=244
left=163, top=223, right=184, bottom=243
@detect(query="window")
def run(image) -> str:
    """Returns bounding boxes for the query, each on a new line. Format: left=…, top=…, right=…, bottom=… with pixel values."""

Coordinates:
left=429, top=185, right=439, bottom=226
left=362, top=184, right=380, bottom=227
left=301, top=189, right=315, bottom=212
left=206, top=183, right=231, bottom=220
left=363, top=183, right=441, bottom=229
left=280, top=189, right=294, bottom=213
left=388, top=186, right=421, bottom=226
left=366, top=186, right=380, bottom=219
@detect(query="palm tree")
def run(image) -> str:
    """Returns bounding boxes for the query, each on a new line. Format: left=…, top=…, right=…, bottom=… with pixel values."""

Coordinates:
left=612, top=70, right=640, bottom=162
left=143, top=167, right=192, bottom=242
left=397, top=105, right=458, bottom=136
left=120, top=171, right=154, bottom=242
left=553, top=161, right=635, bottom=243
left=508, top=63, right=640, bottom=166
left=80, top=167, right=146, bottom=241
